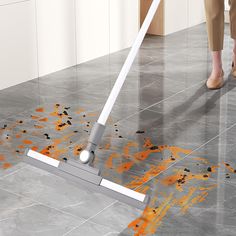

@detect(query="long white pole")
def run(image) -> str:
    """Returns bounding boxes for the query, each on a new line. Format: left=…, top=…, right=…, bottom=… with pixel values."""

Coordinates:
left=98, top=0, right=161, bottom=125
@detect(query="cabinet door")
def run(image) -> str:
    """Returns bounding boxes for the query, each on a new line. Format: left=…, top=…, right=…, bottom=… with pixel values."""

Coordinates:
left=75, top=0, right=110, bottom=64
left=0, top=1, right=37, bottom=89
left=36, top=0, right=76, bottom=77
left=109, top=0, right=139, bottom=53
left=0, top=0, right=27, bottom=6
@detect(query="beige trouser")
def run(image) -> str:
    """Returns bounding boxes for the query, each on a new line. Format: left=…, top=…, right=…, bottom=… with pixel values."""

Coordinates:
left=204, top=0, right=236, bottom=51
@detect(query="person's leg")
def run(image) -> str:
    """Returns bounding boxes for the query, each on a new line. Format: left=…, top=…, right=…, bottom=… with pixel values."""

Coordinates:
left=234, top=39, right=236, bottom=66
left=234, top=39, right=236, bottom=62
left=229, top=0, right=236, bottom=66
left=204, top=0, right=225, bottom=89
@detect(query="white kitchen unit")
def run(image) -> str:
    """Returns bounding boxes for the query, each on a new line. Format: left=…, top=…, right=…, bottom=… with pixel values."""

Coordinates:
left=0, top=0, right=38, bottom=89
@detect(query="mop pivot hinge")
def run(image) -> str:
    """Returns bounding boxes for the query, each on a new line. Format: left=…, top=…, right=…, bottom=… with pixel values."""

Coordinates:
left=79, top=122, right=106, bottom=164
left=88, top=122, right=106, bottom=146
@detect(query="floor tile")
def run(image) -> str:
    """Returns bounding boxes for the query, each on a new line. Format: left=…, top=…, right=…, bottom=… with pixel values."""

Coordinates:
left=0, top=23, right=236, bottom=235
left=116, top=126, right=236, bottom=236
left=0, top=188, right=35, bottom=220
left=0, top=164, right=115, bottom=220
left=91, top=202, right=142, bottom=232
left=0, top=204, right=84, bottom=236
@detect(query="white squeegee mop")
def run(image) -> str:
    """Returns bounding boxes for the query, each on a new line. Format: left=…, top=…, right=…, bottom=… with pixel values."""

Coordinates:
left=25, top=0, right=161, bottom=210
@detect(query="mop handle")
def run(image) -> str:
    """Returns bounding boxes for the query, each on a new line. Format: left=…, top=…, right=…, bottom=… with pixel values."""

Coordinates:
left=97, top=0, right=161, bottom=126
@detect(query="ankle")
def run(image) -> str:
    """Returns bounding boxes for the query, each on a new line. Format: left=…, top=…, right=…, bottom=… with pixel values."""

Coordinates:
left=212, top=65, right=223, bottom=74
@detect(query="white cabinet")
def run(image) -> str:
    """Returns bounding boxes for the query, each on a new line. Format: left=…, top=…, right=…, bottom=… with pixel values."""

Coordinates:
left=109, top=0, right=139, bottom=53
left=75, top=0, right=139, bottom=64
left=0, top=0, right=27, bottom=6
left=165, top=0, right=205, bottom=35
left=0, top=0, right=140, bottom=89
left=141, top=0, right=205, bottom=36
left=75, top=0, right=110, bottom=64
left=35, top=0, right=76, bottom=77
left=0, top=1, right=37, bottom=89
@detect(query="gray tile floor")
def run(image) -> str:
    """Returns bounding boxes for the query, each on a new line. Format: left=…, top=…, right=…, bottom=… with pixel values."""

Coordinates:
left=0, top=23, right=236, bottom=235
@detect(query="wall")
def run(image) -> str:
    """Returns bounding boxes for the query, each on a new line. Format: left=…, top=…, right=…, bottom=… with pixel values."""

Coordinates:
left=0, top=0, right=140, bottom=89
left=164, top=0, right=205, bottom=35
left=141, top=0, right=205, bottom=36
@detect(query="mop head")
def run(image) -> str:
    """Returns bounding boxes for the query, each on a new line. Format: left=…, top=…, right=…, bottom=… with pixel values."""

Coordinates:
left=24, top=149, right=150, bottom=210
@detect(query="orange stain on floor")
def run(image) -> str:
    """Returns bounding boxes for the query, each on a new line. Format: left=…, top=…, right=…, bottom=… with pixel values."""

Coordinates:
left=123, top=141, right=138, bottom=158
left=73, top=144, right=83, bottom=156
left=224, top=162, right=236, bottom=173
left=125, top=165, right=166, bottom=190
left=54, top=119, right=70, bottom=131
left=106, top=138, right=192, bottom=177
left=191, top=157, right=209, bottom=164
left=129, top=194, right=175, bottom=236
left=86, top=112, right=97, bottom=117
left=117, top=162, right=134, bottom=173
left=22, top=139, right=33, bottom=145
left=35, top=107, right=44, bottom=112
left=15, top=134, right=22, bottom=138
left=76, top=108, right=85, bottom=114
left=31, top=115, right=40, bottom=120
left=105, top=153, right=120, bottom=169
left=0, top=104, right=234, bottom=236
left=34, top=125, right=44, bottom=129
left=161, top=171, right=210, bottom=192
left=0, top=154, right=5, bottom=161
left=39, top=117, right=48, bottom=122
left=40, top=132, right=75, bottom=159
left=2, top=162, right=12, bottom=169
left=31, top=146, right=38, bottom=151
left=128, top=182, right=217, bottom=235
left=50, top=106, right=59, bottom=117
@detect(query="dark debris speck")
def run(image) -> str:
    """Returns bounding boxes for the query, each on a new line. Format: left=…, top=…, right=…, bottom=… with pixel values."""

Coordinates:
left=136, top=130, right=145, bottom=134
left=149, top=146, right=159, bottom=150
left=207, top=167, right=212, bottom=172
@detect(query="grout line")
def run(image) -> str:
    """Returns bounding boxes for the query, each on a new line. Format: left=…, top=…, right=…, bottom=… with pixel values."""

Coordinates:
left=67, top=120, right=236, bottom=231
left=0, top=165, right=26, bottom=180
left=132, top=121, right=236, bottom=190
left=62, top=201, right=118, bottom=236
left=61, top=201, right=84, bottom=209
left=103, top=232, right=120, bottom=236
left=116, top=79, right=205, bottom=125
left=11, top=203, right=39, bottom=211
left=0, top=217, right=13, bottom=223
left=0, top=186, right=86, bottom=222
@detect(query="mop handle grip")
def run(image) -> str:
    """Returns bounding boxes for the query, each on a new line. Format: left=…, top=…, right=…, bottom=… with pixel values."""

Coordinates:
left=97, top=0, right=161, bottom=126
